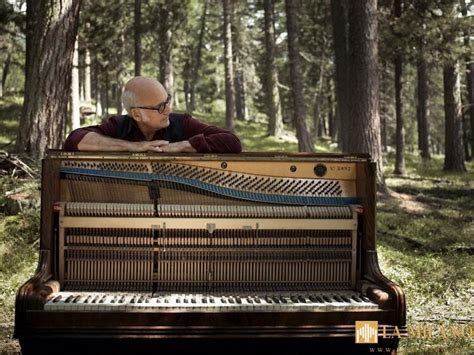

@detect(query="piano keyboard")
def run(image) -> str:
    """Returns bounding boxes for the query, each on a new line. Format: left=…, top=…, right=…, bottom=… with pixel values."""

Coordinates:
left=44, top=291, right=379, bottom=312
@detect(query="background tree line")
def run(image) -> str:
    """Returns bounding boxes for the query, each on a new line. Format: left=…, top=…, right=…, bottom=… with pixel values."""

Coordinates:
left=0, top=0, right=472, bottom=189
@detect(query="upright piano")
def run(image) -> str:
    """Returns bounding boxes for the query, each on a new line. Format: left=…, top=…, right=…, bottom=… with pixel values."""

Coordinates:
left=15, top=152, right=406, bottom=354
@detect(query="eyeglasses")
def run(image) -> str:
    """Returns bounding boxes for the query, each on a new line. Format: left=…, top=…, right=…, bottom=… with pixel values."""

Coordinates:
left=130, top=94, right=171, bottom=114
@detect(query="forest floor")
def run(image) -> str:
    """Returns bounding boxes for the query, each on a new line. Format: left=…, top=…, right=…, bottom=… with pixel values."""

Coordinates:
left=0, top=97, right=473, bottom=353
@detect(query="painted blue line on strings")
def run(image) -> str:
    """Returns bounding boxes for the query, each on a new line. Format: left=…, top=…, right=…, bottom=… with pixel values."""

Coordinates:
left=61, top=167, right=359, bottom=206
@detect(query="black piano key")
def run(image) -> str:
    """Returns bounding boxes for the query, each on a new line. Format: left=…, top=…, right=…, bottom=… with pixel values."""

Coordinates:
left=291, top=296, right=299, bottom=303
left=191, top=298, right=196, bottom=304
left=322, top=295, right=332, bottom=303
left=91, top=296, right=100, bottom=304
left=176, top=298, right=181, bottom=304
left=247, top=297, right=253, bottom=304
left=52, top=295, right=62, bottom=303
left=119, top=296, right=126, bottom=303
left=298, top=296, right=306, bottom=303
left=202, top=298, right=208, bottom=304
left=265, top=297, right=273, bottom=304
left=254, top=297, right=262, bottom=304
left=65, top=295, right=74, bottom=303
left=72, top=295, right=82, bottom=303
left=361, top=296, right=372, bottom=303
left=280, top=297, right=288, bottom=304
left=341, top=295, right=352, bottom=303
left=84, top=295, right=92, bottom=304
left=137, top=296, right=144, bottom=304
left=130, top=296, right=136, bottom=304
left=210, top=297, right=215, bottom=303
left=309, top=296, right=319, bottom=303
left=221, top=298, right=227, bottom=304
left=183, top=298, right=189, bottom=304
left=99, top=295, right=107, bottom=304
left=235, top=297, right=242, bottom=304
left=228, top=298, right=235, bottom=304
left=315, top=296, right=324, bottom=303
left=272, top=297, right=280, bottom=304
left=333, top=295, right=344, bottom=302
left=351, top=295, right=363, bottom=302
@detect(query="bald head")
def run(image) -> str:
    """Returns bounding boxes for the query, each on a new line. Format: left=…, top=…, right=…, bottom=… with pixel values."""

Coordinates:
left=122, top=77, right=168, bottom=114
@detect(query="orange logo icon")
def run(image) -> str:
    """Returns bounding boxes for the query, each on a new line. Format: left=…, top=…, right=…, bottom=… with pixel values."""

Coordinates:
left=355, top=321, right=378, bottom=344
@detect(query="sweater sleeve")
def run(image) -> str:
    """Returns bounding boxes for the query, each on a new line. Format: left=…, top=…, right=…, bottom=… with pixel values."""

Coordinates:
left=63, top=117, right=120, bottom=151
left=183, top=114, right=242, bottom=153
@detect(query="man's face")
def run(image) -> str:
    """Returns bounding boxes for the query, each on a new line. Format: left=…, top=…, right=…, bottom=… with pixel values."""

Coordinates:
left=133, top=86, right=172, bottom=131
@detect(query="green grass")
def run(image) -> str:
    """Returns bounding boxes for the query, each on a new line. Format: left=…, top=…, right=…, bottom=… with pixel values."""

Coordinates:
left=0, top=95, right=22, bottom=149
left=0, top=99, right=473, bottom=353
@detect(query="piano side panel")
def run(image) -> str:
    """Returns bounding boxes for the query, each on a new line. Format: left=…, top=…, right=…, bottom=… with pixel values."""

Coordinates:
left=356, top=161, right=406, bottom=325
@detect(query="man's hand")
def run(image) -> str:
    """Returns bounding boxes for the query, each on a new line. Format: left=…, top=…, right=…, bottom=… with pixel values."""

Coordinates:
left=128, top=140, right=169, bottom=152
left=160, top=140, right=197, bottom=153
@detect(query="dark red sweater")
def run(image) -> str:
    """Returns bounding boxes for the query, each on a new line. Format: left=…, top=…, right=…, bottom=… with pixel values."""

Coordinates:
left=63, top=113, right=241, bottom=153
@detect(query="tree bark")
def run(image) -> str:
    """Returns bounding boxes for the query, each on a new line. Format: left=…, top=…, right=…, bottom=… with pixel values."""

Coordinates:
left=348, top=0, right=385, bottom=189
left=263, top=0, right=283, bottom=136
left=443, top=63, right=466, bottom=171
left=417, top=45, right=431, bottom=160
left=158, top=5, right=174, bottom=101
left=460, top=0, right=473, bottom=160
left=134, top=0, right=142, bottom=77
left=327, top=77, right=336, bottom=140
left=15, top=0, right=81, bottom=158
left=71, top=38, right=80, bottom=129
left=285, top=0, right=314, bottom=152
left=232, top=3, right=247, bottom=121
left=189, top=0, right=208, bottom=113
left=393, top=0, right=405, bottom=175
left=84, top=48, right=91, bottom=103
left=331, top=0, right=349, bottom=152
left=223, top=0, right=235, bottom=132
left=1, top=53, right=11, bottom=97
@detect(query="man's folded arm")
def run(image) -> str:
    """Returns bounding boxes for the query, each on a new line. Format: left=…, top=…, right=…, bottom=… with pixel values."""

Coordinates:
left=184, top=115, right=242, bottom=153
left=64, top=127, right=167, bottom=152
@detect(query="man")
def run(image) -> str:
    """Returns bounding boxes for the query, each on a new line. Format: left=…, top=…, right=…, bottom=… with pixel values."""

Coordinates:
left=64, top=77, right=241, bottom=153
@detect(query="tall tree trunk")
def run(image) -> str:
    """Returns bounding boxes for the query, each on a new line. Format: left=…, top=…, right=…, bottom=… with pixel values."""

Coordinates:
left=84, top=48, right=91, bottom=102
left=15, top=0, right=81, bottom=158
left=1, top=53, right=11, bottom=97
left=223, top=0, right=235, bottom=132
left=234, top=59, right=247, bottom=121
left=232, top=4, right=247, bottom=121
left=417, top=45, right=431, bottom=160
left=189, top=0, right=208, bottom=113
left=285, top=0, right=314, bottom=152
left=313, top=46, right=326, bottom=138
left=158, top=5, right=174, bottom=101
left=393, top=0, right=405, bottom=175
left=71, top=38, right=80, bottom=129
left=443, top=63, right=466, bottom=171
left=394, top=55, right=405, bottom=174
left=134, top=0, right=142, bottom=77
left=263, top=0, right=283, bottom=136
left=327, top=77, right=336, bottom=140
left=348, top=0, right=385, bottom=189
left=331, top=0, right=349, bottom=151
left=94, top=57, right=102, bottom=117
left=461, top=0, right=473, bottom=160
